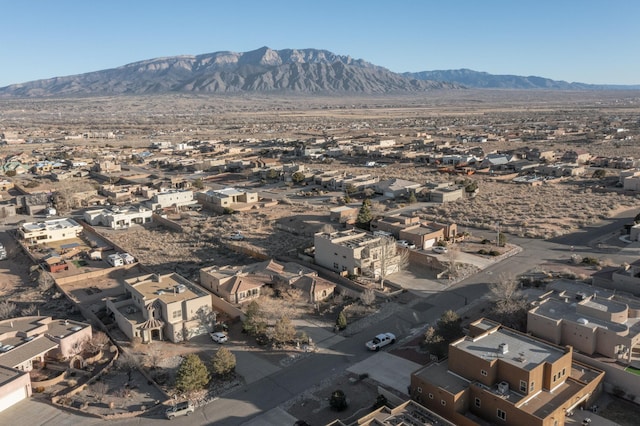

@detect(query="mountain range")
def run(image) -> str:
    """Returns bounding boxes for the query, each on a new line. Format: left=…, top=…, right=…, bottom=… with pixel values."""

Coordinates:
left=0, top=47, right=637, bottom=98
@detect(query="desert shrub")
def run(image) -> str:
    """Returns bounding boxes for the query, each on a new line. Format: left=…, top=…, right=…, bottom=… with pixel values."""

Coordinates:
left=489, top=250, right=500, bottom=256
left=581, top=257, right=599, bottom=265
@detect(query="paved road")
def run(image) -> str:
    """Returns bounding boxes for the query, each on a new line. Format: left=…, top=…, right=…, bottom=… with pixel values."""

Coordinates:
left=2, top=209, right=636, bottom=425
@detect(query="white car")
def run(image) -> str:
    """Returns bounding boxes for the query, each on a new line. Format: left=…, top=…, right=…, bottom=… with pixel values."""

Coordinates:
left=432, top=246, right=448, bottom=254
left=396, top=240, right=416, bottom=249
left=366, top=332, right=396, bottom=351
left=210, top=332, right=228, bottom=343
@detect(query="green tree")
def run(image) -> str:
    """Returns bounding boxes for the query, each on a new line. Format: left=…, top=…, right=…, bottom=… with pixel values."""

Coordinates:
left=498, top=232, right=507, bottom=247
left=436, top=310, right=463, bottom=342
left=291, top=171, right=305, bottom=184
left=192, top=177, right=204, bottom=190
left=212, top=347, right=236, bottom=377
left=344, top=183, right=357, bottom=195
left=422, top=310, right=464, bottom=359
left=243, top=301, right=265, bottom=335
left=336, top=310, right=347, bottom=331
left=175, top=353, right=210, bottom=393
left=266, top=168, right=279, bottom=180
left=330, top=389, right=348, bottom=411
left=408, top=191, right=417, bottom=204
left=356, top=199, right=373, bottom=230
left=272, top=315, right=296, bottom=345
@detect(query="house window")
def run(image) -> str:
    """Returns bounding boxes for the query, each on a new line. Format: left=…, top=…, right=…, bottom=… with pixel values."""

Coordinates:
left=417, top=387, right=422, bottom=394
left=481, top=369, right=488, bottom=376
left=475, top=397, right=481, bottom=408
left=239, top=292, right=246, bottom=299
left=497, top=409, right=506, bottom=421
left=428, top=393, right=434, bottom=399
left=333, top=262, right=339, bottom=269
left=520, top=380, right=527, bottom=393
left=172, top=310, right=182, bottom=319
left=441, top=400, right=446, bottom=406
left=553, top=374, right=557, bottom=382
left=530, top=382, right=535, bottom=392
left=562, top=367, right=566, bottom=376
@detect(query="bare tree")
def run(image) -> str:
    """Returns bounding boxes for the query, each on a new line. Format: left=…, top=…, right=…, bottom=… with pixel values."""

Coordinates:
left=37, top=270, right=55, bottom=292
left=116, top=352, right=141, bottom=382
left=446, top=245, right=461, bottom=277
left=365, top=236, right=409, bottom=289
left=0, top=301, right=16, bottom=320
left=145, top=342, right=165, bottom=370
left=91, top=381, right=109, bottom=402
left=84, top=331, right=110, bottom=355
left=194, top=306, right=216, bottom=332
left=360, top=288, right=376, bottom=306
left=488, top=273, right=520, bottom=303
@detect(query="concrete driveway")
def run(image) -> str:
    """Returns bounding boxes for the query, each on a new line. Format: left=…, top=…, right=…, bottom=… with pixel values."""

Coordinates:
left=347, top=352, right=421, bottom=395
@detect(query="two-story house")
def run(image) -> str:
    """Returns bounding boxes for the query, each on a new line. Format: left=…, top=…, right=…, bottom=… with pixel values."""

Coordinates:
left=528, top=280, right=640, bottom=366
left=410, top=319, right=604, bottom=426
left=314, top=229, right=402, bottom=278
left=106, top=273, right=215, bottom=343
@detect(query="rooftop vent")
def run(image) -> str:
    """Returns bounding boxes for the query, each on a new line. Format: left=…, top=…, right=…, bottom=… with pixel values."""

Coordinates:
left=498, top=381, right=509, bottom=394
left=498, top=343, right=509, bottom=354
left=175, top=284, right=187, bottom=294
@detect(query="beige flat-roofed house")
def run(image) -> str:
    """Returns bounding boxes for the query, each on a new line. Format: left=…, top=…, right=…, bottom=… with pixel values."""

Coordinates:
left=196, top=187, right=259, bottom=213
left=146, top=188, right=195, bottom=210
left=19, top=218, right=83, bottom=245
left=314, top=229, right=402, bottom=278
left=410, top=319, right=604, bottom=426
left=107, top=273, right=214, bottom=343
left=528, top=280, right=640, bottom=366
left=83, top=205, right=153, bottom=229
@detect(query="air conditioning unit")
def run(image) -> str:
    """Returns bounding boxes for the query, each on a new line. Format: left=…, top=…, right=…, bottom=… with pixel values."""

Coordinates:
left=498, top=381, right=509, bottom=394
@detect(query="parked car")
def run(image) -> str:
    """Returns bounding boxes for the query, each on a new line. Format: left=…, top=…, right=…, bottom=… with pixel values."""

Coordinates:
left=210, top=332, right=228, bottom=343
left=365, top=332, right=396, bottom=351
left=229, top=232, right=244, bottom=241
left=166, top=401, right=194, bottom=420
left=396, top=240, right=416, bottom=249
left=432, top=246, right=448, bottom=254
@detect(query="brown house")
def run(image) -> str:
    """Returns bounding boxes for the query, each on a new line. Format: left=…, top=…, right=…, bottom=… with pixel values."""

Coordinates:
left=410, top=319, right=604, bottom=426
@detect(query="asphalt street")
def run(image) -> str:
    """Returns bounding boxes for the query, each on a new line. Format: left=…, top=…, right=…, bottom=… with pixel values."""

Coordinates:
left=1, top=208, right=637, bottom=425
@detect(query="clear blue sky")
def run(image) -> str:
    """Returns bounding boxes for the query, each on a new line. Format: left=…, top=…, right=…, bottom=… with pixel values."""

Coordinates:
left=1, top=0, right=638, bottom=87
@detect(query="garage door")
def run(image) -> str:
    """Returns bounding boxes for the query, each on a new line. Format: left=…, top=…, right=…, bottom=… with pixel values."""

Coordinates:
left=0, top=386, right=27, bottom=413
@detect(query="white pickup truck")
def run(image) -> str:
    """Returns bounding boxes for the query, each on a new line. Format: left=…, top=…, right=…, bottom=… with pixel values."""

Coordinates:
left=366, top=332, right=396, bottom=351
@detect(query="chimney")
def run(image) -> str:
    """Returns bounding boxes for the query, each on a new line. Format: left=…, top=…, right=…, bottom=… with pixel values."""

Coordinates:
left=499, top=343, right=509, bottom=354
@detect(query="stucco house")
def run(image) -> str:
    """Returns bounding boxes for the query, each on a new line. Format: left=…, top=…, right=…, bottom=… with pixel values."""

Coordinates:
left=106, top=273, right=215, bottom=343
left=410, top=318, right=604, bottom=426
left=83, top=205, right=153, bottom=229
left=18, top=218, right=83, bottom=245
left=0, top=316, right=92, bottom=412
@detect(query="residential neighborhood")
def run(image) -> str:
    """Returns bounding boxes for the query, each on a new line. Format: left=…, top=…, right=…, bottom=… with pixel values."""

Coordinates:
left=0, top=93, right=640, bottom=426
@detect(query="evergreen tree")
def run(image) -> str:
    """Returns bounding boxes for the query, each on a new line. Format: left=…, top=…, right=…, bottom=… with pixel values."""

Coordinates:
left=356, top=199, right=373, bottom=230
left=212, top=347, right=236, bottom=377
left=175, top=353, right=210, bottom=393
left=408, top=191, right=417, bottom=204
left=243, top=300, right=263, bottom=335
left=336, top=310, right=347, bottom=330
left=272, top=315, right=296, bottom=344
left=291, top=171, right=305, bottom=184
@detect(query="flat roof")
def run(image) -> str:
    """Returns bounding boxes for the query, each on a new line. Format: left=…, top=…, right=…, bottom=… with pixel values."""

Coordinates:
left=414, top=361, right=469, bottom=395
left=454, top=328, right=565, bottom=371
left=22, top=218, right=81, bottom=232
left=130, top=274, right=207, bottom=303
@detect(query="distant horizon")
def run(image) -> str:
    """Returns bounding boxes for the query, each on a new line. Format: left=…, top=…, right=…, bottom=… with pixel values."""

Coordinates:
left=1, top=1, right=639, bottom=88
